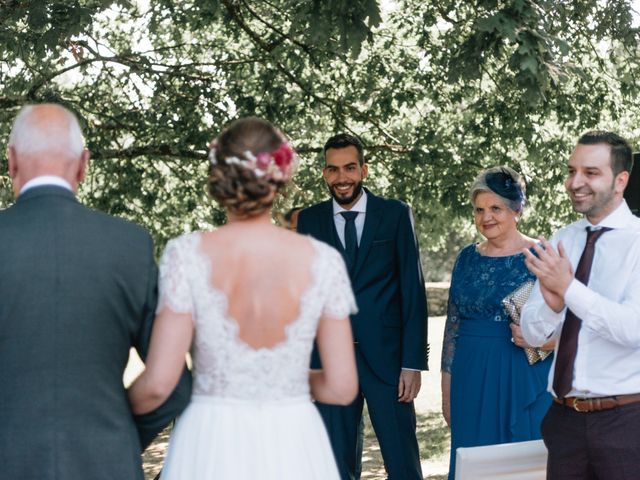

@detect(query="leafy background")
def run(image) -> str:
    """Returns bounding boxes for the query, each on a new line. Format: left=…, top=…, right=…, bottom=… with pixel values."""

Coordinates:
left=2, top=0, right=639, bottom=279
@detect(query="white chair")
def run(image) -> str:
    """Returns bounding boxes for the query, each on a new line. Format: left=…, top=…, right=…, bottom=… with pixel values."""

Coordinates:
left=455, top=439, right=547, bottom=480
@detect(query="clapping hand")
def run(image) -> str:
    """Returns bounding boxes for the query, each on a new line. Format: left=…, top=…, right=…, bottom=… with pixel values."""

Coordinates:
left=523, top=237, right=572, bottom=313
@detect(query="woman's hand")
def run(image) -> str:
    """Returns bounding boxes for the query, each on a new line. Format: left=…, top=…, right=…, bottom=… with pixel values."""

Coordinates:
left=540, top=338, right=557, bottom=351
left=509, top=323, right=534, bottom=349
left=441, top=372, right=451, bottom=427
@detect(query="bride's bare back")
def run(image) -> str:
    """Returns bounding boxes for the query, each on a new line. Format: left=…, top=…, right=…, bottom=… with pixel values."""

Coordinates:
left=130, top=218, right=358, bottom=412
left=200, top=222, right=316, bottom=349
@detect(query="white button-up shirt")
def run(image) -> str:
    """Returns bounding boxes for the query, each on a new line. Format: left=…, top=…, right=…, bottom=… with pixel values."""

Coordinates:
left=521, top=201, right=640, bottom=398
left=332, top=191, right=367, bottom=248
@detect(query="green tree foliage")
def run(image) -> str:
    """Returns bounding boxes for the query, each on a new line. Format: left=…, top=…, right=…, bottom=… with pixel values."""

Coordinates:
left=1, top=0, right=639, bottom=279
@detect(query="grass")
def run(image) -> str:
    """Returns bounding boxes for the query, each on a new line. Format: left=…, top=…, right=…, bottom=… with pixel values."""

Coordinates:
left=143, top=408, right=451, bottom=480
left=360, top=409, right=450, bottom=480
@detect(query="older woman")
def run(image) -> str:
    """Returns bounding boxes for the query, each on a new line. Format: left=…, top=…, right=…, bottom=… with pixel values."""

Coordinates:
left=441, top=166, right=553, bottom=479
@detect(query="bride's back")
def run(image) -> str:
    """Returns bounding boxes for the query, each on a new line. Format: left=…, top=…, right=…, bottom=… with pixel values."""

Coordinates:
left=160, top=222, right=345, bottom=401
left=200, top=223, right=316, bottom=349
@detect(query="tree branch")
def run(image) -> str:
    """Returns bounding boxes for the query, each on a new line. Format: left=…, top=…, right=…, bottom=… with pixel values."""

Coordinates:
left=220, top=0, right=402, bottom=144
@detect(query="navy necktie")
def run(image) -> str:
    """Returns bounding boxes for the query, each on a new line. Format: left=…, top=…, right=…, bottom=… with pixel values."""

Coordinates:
left=340, top=211, right=358, bottom=272
left=553, top=226, right=611, bottom=398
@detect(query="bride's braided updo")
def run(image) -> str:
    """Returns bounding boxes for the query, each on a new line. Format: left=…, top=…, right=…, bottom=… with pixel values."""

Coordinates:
left=207, top=117, right=295, bottom=219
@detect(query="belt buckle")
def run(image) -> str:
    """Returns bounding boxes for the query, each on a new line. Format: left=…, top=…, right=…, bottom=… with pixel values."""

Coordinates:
left=572, top=397, right=588, bottom=412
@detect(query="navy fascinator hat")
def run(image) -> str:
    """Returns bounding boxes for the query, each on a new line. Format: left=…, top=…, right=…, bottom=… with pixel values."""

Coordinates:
left=470, top=166, right=526, bottom=213
left=485, top=168, right=525, bottom=204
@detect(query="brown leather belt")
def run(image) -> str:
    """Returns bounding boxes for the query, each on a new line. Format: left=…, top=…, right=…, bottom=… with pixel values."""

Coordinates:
left=554, top=393, right=640, bottom=412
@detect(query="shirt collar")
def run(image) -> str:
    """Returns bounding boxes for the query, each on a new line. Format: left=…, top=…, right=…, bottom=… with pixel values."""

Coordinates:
left=574, top=200, right=636, bottom=230
left=20, top=176, right=73, bottom=195
left=332, top=190, right=368, bottom=216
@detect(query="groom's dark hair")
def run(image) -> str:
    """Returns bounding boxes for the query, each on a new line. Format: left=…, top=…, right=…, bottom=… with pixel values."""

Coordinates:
left=323, top=133, right=365, bottom=166
left=578, top=130, right=633, bottom=176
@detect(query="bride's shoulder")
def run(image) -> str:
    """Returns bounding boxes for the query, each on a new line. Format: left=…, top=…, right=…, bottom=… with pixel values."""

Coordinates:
left=162, top=231, right=206, bottom=257
left=305, top=236, right=333, bottom=254
left=305, top=237, right=344, bottom=267
left=167, top=231, right=202, bottom=246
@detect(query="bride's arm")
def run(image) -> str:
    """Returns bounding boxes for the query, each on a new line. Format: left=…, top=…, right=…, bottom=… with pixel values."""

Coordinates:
left=310, top=315, right=358, bottom=405
left=128, top=309, right=194, bottom=415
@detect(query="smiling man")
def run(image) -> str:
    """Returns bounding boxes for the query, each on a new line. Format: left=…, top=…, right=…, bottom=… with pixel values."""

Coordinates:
left=521, top=131, right=640, bottom=479
left=297, top=133, right=428, bottom=480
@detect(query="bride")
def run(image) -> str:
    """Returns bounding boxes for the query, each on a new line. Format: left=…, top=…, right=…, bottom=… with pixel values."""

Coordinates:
left=128, top=117, right=358, bottom=479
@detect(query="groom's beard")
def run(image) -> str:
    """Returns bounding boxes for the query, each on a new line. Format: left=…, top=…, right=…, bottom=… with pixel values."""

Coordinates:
left=327, top=180, right=364, bottom=206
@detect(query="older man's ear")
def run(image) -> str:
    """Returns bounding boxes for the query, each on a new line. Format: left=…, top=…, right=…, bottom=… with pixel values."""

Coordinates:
left=75, top=149, right=90, bottom=187
left=7, top=146, right=22, bottom=197
left=7, top=146, right=17, bottom=178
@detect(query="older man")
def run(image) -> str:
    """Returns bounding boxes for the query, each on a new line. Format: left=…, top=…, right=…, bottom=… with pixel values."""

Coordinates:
left=0, top=104, right=191, bottom=479
left=521, top=131, right=640, bottom=479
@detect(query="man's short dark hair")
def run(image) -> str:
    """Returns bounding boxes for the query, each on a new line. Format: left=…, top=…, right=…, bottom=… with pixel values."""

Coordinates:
left=578, top=130, right=633, bottom=176
left=323, top=133, right=365, bottom=166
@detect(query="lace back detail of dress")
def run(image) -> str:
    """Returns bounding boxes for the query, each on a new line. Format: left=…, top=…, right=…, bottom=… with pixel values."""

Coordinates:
left=157, top=233, right=356, bottom=401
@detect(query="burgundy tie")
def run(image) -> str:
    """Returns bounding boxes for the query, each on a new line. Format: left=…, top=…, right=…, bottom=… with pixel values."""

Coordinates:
left=553, top=226, right=612, bottom=398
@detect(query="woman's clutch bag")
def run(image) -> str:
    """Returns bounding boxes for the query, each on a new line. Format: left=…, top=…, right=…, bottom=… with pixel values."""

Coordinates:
left=502, top=281, right=552, bottom=365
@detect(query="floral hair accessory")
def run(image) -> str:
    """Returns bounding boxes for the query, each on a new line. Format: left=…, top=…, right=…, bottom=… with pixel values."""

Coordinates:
left=208, top=141, right=297, bottom=182
left=485, top=167, right=525, bottom=206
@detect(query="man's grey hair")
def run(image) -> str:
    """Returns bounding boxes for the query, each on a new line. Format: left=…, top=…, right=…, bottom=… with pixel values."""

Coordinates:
left=469, top=166, right=526, bottom=213
left=8, top=104, right=84, bottom=159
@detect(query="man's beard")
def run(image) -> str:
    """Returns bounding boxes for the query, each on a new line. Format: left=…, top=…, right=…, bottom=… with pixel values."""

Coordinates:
left=569, top=180, right=616, bottom=218
left=328, top=181, right=364, bottom=205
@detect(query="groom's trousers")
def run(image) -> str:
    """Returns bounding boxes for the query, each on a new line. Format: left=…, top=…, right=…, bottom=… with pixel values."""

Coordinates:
left=316, top=346, right=422, bottom=480
left=541, top=400, right=640, bottom=479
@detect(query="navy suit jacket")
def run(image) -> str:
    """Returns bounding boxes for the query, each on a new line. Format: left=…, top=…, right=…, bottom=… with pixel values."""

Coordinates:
left=297, top=190, right=428, bottom=385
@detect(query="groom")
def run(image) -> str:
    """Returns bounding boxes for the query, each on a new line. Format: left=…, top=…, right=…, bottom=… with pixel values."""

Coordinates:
left=0, top=104, right=191, bottom=479
left=297, top=133, right=428, bottom=479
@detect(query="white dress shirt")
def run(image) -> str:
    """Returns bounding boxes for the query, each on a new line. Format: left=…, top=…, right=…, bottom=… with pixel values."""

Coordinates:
left=521, top=201, right=640, bottom=397
left=20, top=175, right=73, bottom=194
left=332, top=191, right=367, bottom=248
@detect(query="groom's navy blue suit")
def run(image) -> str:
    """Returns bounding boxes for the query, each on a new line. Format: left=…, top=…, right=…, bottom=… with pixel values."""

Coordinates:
left=298, top=189, right=428, bottom=480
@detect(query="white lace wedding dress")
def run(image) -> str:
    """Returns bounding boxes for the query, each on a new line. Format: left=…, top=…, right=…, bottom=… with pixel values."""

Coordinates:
left=157, top=233, right=356, bottom=479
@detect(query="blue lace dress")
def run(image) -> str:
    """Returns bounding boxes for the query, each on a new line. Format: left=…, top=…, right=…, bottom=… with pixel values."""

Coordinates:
left=442, top=244, right=552, bottom=480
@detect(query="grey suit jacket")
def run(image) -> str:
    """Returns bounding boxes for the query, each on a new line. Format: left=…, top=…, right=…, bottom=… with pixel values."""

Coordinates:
left=0, top=186, right=191, bottom=480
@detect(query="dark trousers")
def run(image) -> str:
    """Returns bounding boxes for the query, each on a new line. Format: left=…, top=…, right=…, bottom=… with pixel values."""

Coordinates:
left=316, top=348, right=422, bottom=480
left=542, top=401, right=640, bottom=479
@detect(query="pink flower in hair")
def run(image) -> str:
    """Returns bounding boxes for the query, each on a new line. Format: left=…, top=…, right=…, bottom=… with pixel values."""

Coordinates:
left=256, top=152, right=271, bottom=169
left=272, top=143, right=294, bottom=168
left=208, top=136, right=297, bottom=182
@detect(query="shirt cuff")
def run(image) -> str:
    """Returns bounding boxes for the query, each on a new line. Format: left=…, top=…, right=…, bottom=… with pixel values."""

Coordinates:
left=540, top=300, right=565, bottom=325
left=522, top=300, right=565, bottom=345
left=564, top=279, right=595, bottom=320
